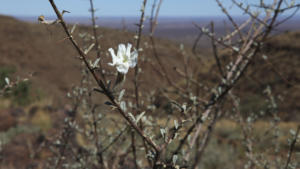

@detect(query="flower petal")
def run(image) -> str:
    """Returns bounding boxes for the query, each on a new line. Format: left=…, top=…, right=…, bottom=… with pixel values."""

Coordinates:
left=116, top=63, right=129, bottom=74
left=118, top=44, right=126, bottom=57
left=108, top=48, right=117, bottom=65
left=129, top=50, right=138, bottom=68
left=126, top=43, right=132, bottom=57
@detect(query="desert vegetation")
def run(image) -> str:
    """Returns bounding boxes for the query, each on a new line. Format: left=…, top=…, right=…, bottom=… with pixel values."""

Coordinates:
left=0, top=0, right=300, bottom=169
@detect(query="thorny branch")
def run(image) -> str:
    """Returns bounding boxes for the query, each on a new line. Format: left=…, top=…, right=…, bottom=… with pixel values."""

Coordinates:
left=132, top=0, right=150, bottom=168
left=210, top=22, right=225, bottom=78
left=174, top=0, right=285, bottom=160
left=89, top=0, right=107, bottom=83
left=48, top=0, right=160, bottom=155
left=284, top=125, right=300, bottom=169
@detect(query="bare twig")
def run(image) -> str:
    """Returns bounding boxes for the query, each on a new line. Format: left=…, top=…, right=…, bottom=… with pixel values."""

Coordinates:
left=210, top=22, right=225, bottom=78
left=99, top=126, right=129, bottom=154
left=91, top=104, right=106, bottom=168
left=215, top=0, right=244, bottom=41
left=253, top=3, right=300, bottom=13
left=231, top=0, right=268, bottom=27
left=131, top=130, right=138, bottom=169
left=191, top=110, right=219, bottom=169
left=150, top=0, right=163, bottom=35
left=221, top=18, right=252, bottom=42
left=192, top=31, right=203, bottom=54
left=134, top=0, right=147, bottom=109
left=284, top=125, right=300, bottom=169
left=89, top=0, right=106, bottom=83
left=132, top=0, right=149, bottom=167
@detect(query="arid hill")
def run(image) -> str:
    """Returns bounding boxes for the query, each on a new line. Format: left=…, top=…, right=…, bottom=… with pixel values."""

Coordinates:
left=0, top=15, right=299, bottom=118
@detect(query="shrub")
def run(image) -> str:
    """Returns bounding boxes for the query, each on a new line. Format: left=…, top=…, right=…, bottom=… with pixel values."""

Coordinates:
left=11, top=81, right=32, bottom=106
left=0, top=65, right=15, bottom=89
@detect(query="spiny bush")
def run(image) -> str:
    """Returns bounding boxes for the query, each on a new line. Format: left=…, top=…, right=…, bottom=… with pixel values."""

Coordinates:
left=35, top=0, right=300, bottom=169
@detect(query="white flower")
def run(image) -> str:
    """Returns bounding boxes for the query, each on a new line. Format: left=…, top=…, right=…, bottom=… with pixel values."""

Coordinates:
left=108, top=43, right=138, bottom=74
left=4, top=77, right=10, bottom=86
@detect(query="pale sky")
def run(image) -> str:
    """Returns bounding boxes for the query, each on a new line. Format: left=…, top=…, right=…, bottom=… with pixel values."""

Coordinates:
left=0, top=0, right=265, bottom=17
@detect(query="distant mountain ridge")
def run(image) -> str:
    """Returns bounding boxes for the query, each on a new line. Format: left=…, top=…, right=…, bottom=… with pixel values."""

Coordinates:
left=15, top=15, right=300, bottom=46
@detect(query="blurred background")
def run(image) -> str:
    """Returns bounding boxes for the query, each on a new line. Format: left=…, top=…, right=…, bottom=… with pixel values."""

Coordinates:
left=0, top=0, right=299, bottom=169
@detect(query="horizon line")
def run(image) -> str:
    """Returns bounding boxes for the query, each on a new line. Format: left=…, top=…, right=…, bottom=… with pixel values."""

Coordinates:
left=6, top=13, right=300, bottom=18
